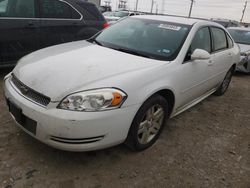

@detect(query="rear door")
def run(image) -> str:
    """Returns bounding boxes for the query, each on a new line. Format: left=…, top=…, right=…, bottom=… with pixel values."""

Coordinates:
left=38, top=0, right=83, bottom=49
left=0, top=0, right=39, bottom=66
left=208, top=27, right=233, bottom=88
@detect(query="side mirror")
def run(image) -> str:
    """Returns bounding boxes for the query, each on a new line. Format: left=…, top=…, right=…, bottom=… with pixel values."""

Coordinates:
left=191, top=49, right=210, bottom=60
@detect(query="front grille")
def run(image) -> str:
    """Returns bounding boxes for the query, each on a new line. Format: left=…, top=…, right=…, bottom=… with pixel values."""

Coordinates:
left=50, top=135, right=105, bottom=144
left=10, top=74, right=51, bottom=107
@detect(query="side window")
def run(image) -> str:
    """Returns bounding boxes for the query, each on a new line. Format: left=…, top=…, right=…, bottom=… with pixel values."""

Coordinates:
left=227, top=34, right=234, bottom=48
left=0, top=0, right=35, bottom=18
left=190, top=27, right=211, bottom=53
left=0, top=0, right=8, bottom=16
left=211, top=27, right=227, bottom=51
left=39, top=0, right=81, bottom=19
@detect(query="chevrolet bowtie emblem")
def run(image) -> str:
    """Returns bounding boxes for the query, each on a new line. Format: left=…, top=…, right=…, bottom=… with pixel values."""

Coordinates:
left=20, top=85, right=28, bottom=94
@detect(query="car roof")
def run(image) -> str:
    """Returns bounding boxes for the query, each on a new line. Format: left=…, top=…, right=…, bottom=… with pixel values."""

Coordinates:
left=228, top=27, right=250, bottom=31
left=133, top=15, right=215, bottom=26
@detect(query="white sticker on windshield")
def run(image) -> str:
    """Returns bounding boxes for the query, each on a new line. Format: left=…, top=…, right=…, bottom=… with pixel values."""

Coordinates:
left=158, top=24, right=181, bottom=31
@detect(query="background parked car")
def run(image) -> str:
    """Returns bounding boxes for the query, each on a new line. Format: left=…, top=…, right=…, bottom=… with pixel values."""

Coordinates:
left=228, top=27, right=250, bottom=74
left=211, top=18, right=239, bottom=28
left=0, top=0, right=108, bottom=68
left=104, top=10, right=140, bottom=24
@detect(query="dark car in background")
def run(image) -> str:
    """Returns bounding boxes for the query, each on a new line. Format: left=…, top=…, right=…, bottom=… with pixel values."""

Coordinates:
left=99, top=5, right=112, bottom=13
left=0, top=0, right=108, bottom=67
left=211, top=18, right=239, bottom=28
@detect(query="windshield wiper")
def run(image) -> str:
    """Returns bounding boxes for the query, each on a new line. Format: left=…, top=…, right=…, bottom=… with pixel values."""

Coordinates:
left=88, top=38, right=103, bottom=46
left=114, top=48, right=151, bottom=58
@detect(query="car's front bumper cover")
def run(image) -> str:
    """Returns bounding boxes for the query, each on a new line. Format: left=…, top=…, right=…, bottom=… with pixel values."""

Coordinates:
left=4, top=76, right=140, bottom=152
left=237, top=55, right=250, bottom=73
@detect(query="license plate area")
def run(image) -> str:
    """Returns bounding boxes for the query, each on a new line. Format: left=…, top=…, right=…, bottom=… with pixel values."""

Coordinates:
left=7, top=99, right=37, bottom=135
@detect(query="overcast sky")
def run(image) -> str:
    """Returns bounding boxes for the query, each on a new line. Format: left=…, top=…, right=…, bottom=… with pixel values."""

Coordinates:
left=101, top=0, right=250, bottom=23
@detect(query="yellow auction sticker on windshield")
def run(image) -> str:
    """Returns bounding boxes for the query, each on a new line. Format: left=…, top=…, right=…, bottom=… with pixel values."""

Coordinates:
left=158, top=24, right=181, bottom=31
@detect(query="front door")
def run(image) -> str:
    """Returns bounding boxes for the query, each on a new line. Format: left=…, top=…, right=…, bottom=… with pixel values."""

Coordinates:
left=178, top=27, right=214, bottom=107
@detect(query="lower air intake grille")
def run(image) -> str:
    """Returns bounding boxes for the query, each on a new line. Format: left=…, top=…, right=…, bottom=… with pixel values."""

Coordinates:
left=50, top=135, right=105, bottom=144
left=10, top=74, right=51, bottom=107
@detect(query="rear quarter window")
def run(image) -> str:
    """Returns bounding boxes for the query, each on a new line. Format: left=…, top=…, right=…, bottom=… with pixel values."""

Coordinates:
left=77, top=2, right=104, bottom=21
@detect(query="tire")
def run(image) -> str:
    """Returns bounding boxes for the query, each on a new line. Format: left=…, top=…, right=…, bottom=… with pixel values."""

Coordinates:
left=214, top=67, right=234, bottom=96
left=125, top=94, right=168, bottom=151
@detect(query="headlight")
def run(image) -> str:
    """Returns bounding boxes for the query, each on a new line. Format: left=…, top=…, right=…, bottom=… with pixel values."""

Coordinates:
left=58, top=88, right=127, bottom=112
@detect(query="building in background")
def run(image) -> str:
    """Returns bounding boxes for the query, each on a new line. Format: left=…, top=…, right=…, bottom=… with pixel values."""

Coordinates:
left=118, top=0, right=127, bottom=10
left=100, top=0, right=112, bottom=12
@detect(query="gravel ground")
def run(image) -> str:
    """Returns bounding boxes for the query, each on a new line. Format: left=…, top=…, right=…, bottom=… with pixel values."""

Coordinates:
left=0, top=68, right=249, bottom=188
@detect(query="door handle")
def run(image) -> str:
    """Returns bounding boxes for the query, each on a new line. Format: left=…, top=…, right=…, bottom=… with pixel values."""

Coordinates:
left=227, top=52, right=233, bottom=57
left=25, top=22, right=36, bottom=29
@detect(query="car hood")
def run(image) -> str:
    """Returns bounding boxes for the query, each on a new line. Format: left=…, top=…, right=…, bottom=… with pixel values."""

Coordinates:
left=238, top=43, right=250, bottom=53
left=13, top=41, right=161, bottom=101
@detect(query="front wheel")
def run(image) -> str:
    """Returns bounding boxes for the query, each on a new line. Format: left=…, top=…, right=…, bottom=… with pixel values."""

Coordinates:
left=125, top=95, right=168, bottom=151
left=214, top=67, right=234, bottom=96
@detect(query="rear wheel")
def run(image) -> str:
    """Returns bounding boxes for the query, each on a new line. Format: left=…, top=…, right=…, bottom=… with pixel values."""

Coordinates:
left=125, top=95, right=168, bottom=151
left=214, top=67, right=234, bottom=96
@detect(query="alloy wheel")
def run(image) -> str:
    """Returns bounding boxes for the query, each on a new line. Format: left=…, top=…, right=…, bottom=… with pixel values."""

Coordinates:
left=137, top=104, right=164, bottom=145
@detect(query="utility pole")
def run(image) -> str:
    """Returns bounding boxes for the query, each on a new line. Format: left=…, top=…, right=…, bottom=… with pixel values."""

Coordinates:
left=135, top=0, right=139, bottom=11
left=188, top=0, right=195, bottom=18
left=150, top=0, right=154, bottom=13
left=240, top=1, right=248, bottom=22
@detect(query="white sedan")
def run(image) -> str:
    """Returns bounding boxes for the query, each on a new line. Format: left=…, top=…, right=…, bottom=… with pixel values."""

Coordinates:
left=4, top=15, right=240, bottom=152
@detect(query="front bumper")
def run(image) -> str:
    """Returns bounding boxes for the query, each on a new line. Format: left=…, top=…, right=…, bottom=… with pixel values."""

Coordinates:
left=4, top=76, right=140, bottom=152
left=237, top=55, right=250, bottom=73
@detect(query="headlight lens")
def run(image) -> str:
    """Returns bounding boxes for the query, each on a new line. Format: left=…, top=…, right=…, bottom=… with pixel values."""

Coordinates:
left=58, top=88, right=127, bottom=112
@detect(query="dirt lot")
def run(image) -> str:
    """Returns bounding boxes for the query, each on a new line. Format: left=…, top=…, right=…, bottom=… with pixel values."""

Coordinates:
left=0, top=68, right=249, bottom=188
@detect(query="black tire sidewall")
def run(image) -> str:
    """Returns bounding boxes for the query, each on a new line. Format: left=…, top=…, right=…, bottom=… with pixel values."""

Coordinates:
left=215, top=67, right=234, bottom=96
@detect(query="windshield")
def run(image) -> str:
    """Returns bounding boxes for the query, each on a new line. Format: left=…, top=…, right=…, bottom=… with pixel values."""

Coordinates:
left=114, top=11, right=129, bottom=18
left=94, top=18, right=191, bottom=61
left=228, top=29, right=250, bottom=45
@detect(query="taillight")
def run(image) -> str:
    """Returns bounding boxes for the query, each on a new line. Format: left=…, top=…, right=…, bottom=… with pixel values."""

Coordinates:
left=103, top=22, right=109, bottom=29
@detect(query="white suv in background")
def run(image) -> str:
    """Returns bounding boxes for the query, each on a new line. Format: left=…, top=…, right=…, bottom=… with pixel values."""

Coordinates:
left=228, top=27, right=250, bottom=74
